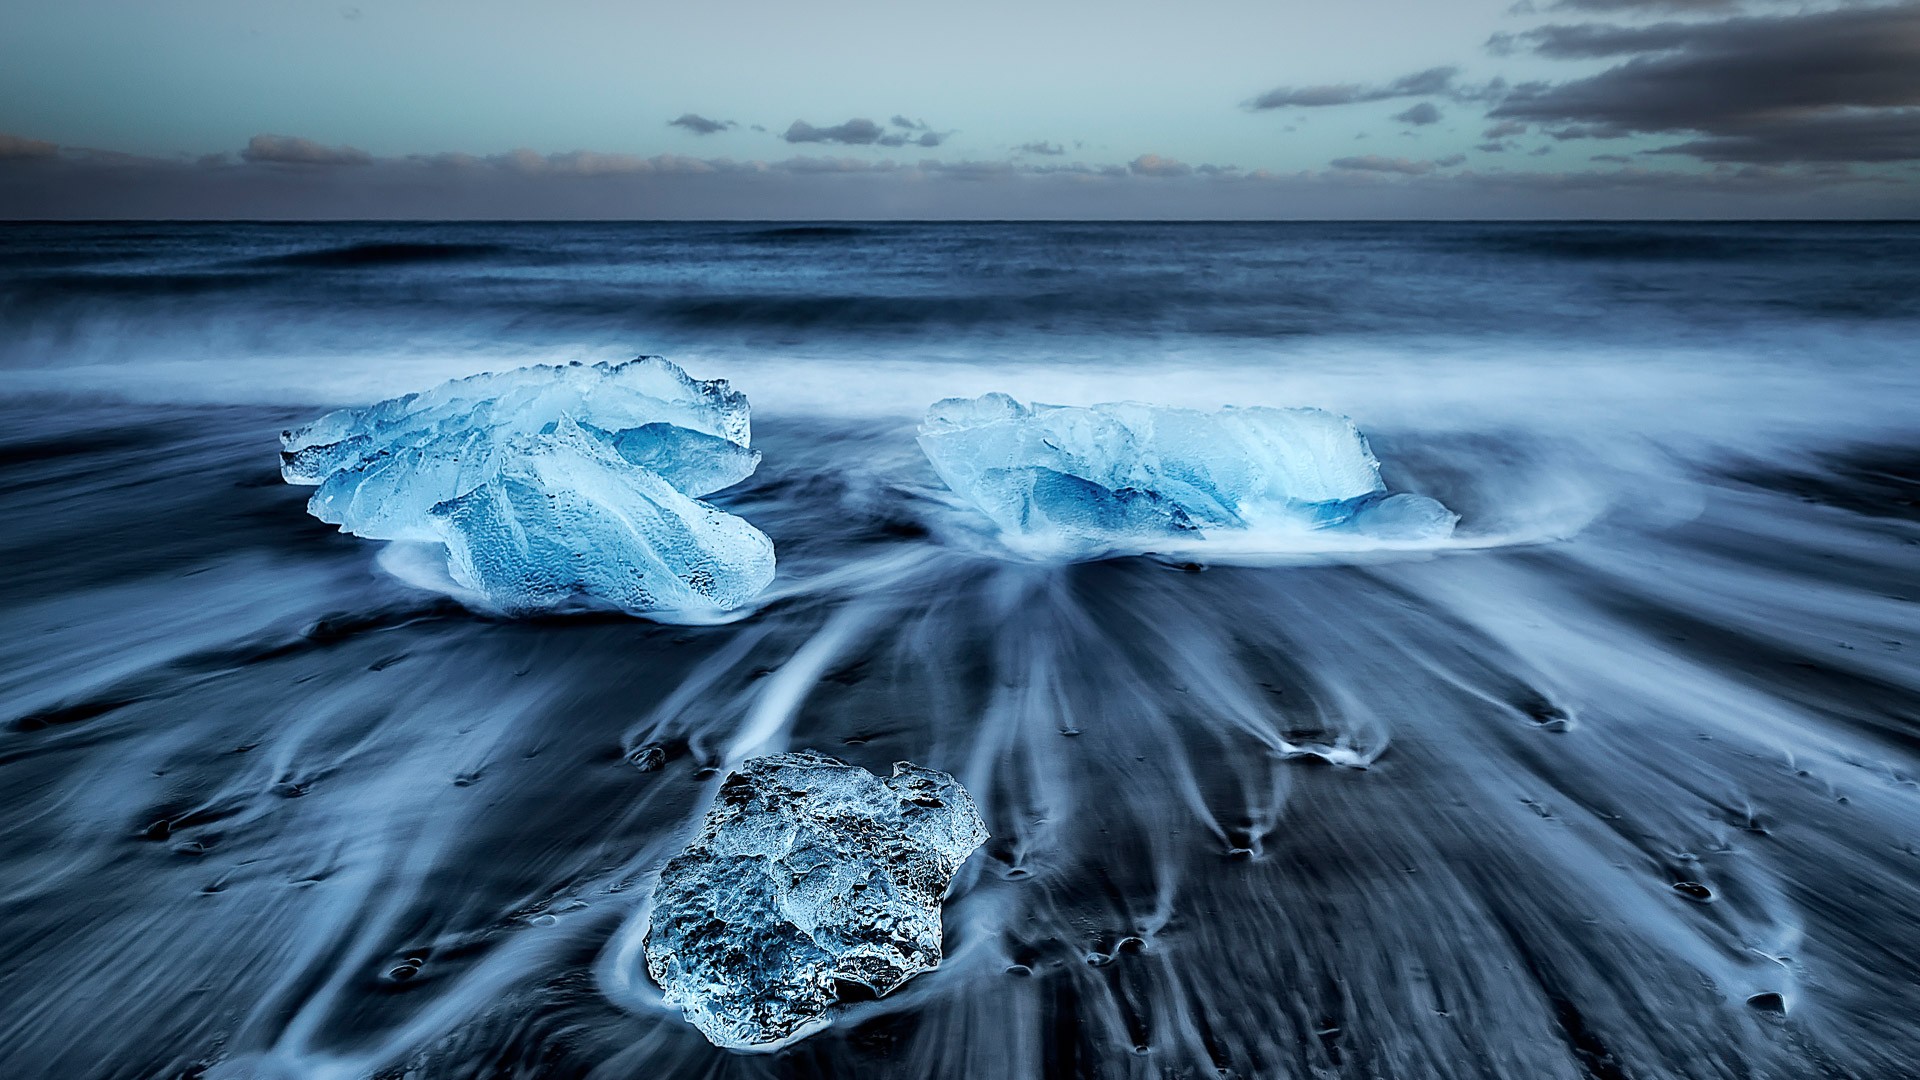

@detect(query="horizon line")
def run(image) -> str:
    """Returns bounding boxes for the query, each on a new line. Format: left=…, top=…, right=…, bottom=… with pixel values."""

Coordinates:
left=6, top=216, right=1919, bottom=226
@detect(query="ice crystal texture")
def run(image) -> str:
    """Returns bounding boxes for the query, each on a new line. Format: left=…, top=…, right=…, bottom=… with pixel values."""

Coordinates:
left=643, top=752, right=988, bottom=1050
left=280, top=357, right=772, bottom=613
left=918, top=393, right=1456, bottom=553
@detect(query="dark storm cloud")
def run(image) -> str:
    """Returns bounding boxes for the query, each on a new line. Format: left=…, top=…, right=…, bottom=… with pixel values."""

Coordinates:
left=1394, top=102, right=1445, bottom=126
left=1246, top=66, right=1459, bottom=109
left=1650, top=109, right=1920, bottom=162
left=1507, top=21, right=1720, bottom=59
left=783, top=118, right=949, bottom=148
left=1545, top=0, right=1742, bottom=12
left=241, top=134, right=373, bottom=166
left=1491, top=3, right=1920, bottom=163
left=668, top=113, right=735, bottom=135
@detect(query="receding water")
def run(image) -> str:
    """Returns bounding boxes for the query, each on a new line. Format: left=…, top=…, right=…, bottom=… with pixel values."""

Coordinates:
left=1, top=221, right=1918, bottom=1079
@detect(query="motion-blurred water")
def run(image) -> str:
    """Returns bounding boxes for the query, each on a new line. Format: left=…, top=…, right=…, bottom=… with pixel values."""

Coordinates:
left=1, top=222, right=1918, bottom=1079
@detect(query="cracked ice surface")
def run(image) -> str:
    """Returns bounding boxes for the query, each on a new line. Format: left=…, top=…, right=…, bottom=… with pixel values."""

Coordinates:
left=643, top=752, right=988, bottom=1051
left=280, top=357, right=773, bottom=614
left=918, top=393, right=1457, bottom=555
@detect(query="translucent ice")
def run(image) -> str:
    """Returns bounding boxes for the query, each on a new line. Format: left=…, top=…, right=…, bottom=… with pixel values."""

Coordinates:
left=433, top=418, right=774, bottom=612
left=1347, top=492, right=1460, bottom=541
left=280, top=358, right=774, bottom=614
left=918, top=393, right=1456, bottom=553
left=283, top=356, right=751, bottom=488
left=643, top=751, right=988, bottom=1051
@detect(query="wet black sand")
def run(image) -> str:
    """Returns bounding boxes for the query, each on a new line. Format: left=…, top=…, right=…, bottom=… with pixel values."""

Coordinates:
left=1, top=403, right=1917, bottom=1079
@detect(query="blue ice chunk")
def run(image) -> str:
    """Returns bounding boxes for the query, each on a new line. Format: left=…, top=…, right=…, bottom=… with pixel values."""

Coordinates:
left=969, top=467, right=1200, bottom=539
left=1346, top=493, right=1460, bottom=542
left=280, top=357, right=773, bottom=614
left=283, top=356, right=748, bottom=482
left=432, top=417, right=774, bottom=613
left=919, top=394, right=1449, bottom=551
left=644, top=751, right=988, bottom=1051
left=586, top=421, right=761, bottom=497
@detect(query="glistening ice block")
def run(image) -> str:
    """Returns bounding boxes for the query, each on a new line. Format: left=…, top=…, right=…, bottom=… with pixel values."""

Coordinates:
left=918, top=393, right=1456, bottom=554
left=280, top=357, right=773, bottom=614
left=282, top=356, right=752, bottom=491
left=433, top=418, right=774, bottom=612
left=643, top=752, right=988, bottom=1051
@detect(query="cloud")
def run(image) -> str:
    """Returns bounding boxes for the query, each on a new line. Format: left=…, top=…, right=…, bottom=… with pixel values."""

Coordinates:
left=410, top=147, right=742, bottom=177
left=4, top=131, right=1912, bottom=220
left=1247, top=66, right=1460, bottom=109
left=1016, top=141, right=1066, bottom=156
left=1129, top=154, right=1193, bottom=177
left=1546, top=123, right=1630, bottom=140
left=783, top=118, right=886, bottom=145
left=0, top=133, right=59, bottom=160
left=1491, top=3, right=1920, bottom=163
left=1394, top=102, right=1445, bottom=126
left=1330, top=153, right=1467, bottom=174
left=408, top=151, right=484, bottom=169
left=1546, top=0, right=1741, bottom=11
left=1650, top=110, right=1920, bottom=163
left=784, top=117, right=949, bottom=148
left=922, top=159, right=1018, bottom=180
left=775, top=155, right=896, bottom=174
left=241, top=134, right=372, bottom=166
left=548, top=151, right=715, bottom=176
left=1027, top=161, right=1130, bottom=178
left=668, top=113, right=734, bottom=135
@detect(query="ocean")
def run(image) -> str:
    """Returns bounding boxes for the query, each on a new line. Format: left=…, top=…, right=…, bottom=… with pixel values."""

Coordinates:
left=1, top=221, right=1918, bottom=1079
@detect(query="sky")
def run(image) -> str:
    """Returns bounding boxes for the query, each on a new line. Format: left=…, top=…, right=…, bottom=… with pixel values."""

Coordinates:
left=2, top=0, right=1918, bottom=218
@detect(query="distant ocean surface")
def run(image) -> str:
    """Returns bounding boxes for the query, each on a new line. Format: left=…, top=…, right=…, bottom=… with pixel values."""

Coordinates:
left=2, top=221, right=1919, bottom=1079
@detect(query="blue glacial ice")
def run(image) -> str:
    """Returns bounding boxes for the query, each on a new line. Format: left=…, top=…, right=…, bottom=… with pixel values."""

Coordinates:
left=280, top=358, right=774, bottom=614
left=643, top=751, right=988, bottom=1051
left=918, top=393, right=1457, bottom=554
